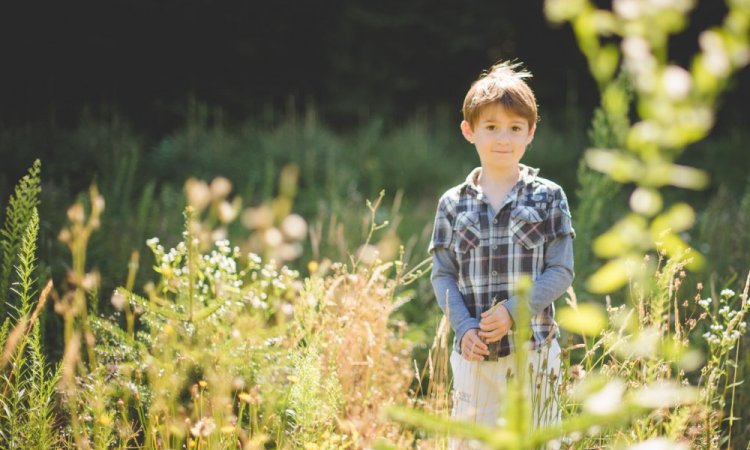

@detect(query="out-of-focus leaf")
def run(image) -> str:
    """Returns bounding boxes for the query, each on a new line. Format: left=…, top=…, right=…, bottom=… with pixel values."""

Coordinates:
left=586, top=255, right=639, bottom=294
left=558, top=302, right=607, bottom=336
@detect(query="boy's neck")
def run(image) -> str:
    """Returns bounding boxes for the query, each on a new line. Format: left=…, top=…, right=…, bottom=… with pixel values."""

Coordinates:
left=478, top=165, right=521, bottom=189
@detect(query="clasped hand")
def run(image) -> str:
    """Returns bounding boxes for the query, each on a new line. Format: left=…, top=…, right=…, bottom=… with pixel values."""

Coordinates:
left=460, top=304, right=513, bottom=361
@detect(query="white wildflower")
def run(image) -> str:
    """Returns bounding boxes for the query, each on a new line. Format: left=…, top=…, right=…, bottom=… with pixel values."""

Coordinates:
left=281, top=214, right=308, bottom=241
left=613, top=0, right=642, bottom=20
left=263, top=228, right=283, bottom=248
left=218, top=201, right=237, bottom=223
left=185, top=178, right=212, bottom=211
left=190, top=417, right=216, bottom=438
left=627, top=437, right=688, bottom=450
left=583, top=379, right=626, bottom=416
left=111, top=292, right=127, bottom=311
left=357, top=244, right=380, bottom=265
left=662, top=65, right=691, bottom=100
left=210, top=177, right=232, bottom=199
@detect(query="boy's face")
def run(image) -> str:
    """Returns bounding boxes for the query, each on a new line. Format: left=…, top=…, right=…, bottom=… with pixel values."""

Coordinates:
left=460, top=103, right=536, bottom=173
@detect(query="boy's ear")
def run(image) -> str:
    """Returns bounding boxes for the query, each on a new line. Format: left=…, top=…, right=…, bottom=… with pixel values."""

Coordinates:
left=460, top=120, right=474, bottom=144
left=526, top=123, right=537, bottom=145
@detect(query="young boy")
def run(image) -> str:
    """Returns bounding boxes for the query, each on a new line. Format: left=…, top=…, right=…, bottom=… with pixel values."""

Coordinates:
left=429, top=61, right=575, bottom=439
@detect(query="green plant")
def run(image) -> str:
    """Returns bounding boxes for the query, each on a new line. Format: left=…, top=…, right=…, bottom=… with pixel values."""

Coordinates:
left=546, top=0, right=750, bottom=294
left=0, top=162, right=60, bottom=448
left=0, top=160, right=42, bottom=323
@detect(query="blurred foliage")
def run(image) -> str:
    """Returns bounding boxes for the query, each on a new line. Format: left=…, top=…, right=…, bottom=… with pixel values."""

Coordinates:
left=546, top=0, right=750, bottom=293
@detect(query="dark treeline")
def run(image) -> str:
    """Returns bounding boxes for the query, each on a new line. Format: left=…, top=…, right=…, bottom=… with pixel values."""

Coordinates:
left=1, top=0, right=746, bottom=133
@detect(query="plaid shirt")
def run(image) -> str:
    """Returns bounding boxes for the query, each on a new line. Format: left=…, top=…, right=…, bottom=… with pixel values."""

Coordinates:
left=429, top=164, right=575, bottom=359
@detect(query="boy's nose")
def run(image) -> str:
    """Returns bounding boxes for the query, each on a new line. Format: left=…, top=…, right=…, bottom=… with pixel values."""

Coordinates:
left=495, top=131, right=511, bottom=142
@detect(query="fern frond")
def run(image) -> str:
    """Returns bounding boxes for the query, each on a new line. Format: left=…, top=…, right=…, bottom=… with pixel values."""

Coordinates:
left=0, top=160, right=42, bottom=322
left=10, top=209, right=39, bottom=321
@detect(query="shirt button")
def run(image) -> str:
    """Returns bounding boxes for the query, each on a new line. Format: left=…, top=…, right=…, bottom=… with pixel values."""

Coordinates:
left=491, top=270, right=498, bottom=276
left=493, top=219, right=498, bottom=224
left=492, top=245, right=498, bottom=250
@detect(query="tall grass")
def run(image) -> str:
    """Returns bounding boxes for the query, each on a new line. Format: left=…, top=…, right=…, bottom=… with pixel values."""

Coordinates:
left=32, top=172, right=427, bottom=448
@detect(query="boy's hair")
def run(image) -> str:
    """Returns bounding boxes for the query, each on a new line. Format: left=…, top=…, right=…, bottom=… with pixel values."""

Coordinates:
left=462, top=61, right=538, bottom=129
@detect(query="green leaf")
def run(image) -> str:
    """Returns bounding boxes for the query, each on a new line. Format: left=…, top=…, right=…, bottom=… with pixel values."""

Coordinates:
left=557, top=303, right=607, bottom=336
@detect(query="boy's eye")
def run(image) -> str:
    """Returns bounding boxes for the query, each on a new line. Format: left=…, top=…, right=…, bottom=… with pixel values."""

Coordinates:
left=512, top=126, right=522, bottom=132
left=486, top=125, right=496, bottom=131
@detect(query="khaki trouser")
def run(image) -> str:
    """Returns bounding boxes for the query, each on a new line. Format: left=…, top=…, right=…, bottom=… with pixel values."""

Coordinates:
left=448, top=340, right=562, bottom=450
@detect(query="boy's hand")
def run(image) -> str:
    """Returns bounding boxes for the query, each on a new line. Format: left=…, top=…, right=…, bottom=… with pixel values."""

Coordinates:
left=460, top=329, right=489, bottom=361
left=478, top=305, right=513, bottom=343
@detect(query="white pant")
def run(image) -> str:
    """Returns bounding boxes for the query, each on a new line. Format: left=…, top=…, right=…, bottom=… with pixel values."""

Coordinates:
left=449, top=340, right=561, bottom=449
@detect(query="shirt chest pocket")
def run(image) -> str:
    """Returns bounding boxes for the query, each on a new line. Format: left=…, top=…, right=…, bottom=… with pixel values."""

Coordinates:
left=510, top=206, right=547, bottom=250
left=452, top=211, right=481, bottom=254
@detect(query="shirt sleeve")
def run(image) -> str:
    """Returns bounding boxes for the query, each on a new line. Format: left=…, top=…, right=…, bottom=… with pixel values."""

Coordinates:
left=428, top=195, right=454, bottom=254
left=545, top=188, right=576, bottom=241
left=503, top=235, right=575, bottom=321
left=504, top=187, right=576, bottom=321
left=431, top=247, right=480, bottom=351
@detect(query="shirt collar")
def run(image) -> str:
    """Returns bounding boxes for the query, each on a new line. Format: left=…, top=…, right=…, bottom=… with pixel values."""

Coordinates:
left=463, top=164, right=539, bottom=198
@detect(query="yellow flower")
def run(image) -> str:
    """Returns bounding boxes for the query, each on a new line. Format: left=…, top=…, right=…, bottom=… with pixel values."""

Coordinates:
left=98, top=415, right=112, bottom=426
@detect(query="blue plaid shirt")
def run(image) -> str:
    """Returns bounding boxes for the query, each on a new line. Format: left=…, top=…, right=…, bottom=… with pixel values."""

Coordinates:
left=429, top=164, right=575, bottom=360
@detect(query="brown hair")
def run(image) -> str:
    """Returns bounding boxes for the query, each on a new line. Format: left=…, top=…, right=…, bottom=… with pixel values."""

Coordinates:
left=462, top=61, right=538, bottom=129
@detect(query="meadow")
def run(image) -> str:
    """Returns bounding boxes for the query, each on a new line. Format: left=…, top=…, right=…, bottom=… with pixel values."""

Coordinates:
left=1, top=99, right=749, bottom=449
left=2, top=2, right=750, bottom=448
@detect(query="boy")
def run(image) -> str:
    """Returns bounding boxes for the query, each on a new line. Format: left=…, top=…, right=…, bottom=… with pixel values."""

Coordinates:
left=429, top=61, right=575, bottom=439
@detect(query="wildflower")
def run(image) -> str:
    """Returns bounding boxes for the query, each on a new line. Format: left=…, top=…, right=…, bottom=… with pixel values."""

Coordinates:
left=58, top=228, right=72, bottom=244
left=263, top=228, right=283, bottom=247
left=583, top=379, right=626, bottom=415
left=111, top=291, right=127, bottom=311
left=357, top=244, right=380, bottom=265
left=210, top=177, right=233, bottom=199
left=211, top=227, right=228, bottom=242
left=281, top=214, right=308, bottom=241
left=98, top=415, right=112, bottom=426
left=185, top=178, right=211, bottom=211
left=93, top=194, right=105, bottom=213
left=700, top=30, right=731, bottom=76
left=569, top=364, right=586, bottom=380
left=241, top=205, right=274, bottom=230
left=218, top=201, right=237, bottom=223
left=627, top=437, right=688, bottom=450
left=281, top=303, right=294, bottom=319
left=232, top=377, right=245, bottom=390
left=662, top=65, right=691, bottom=100
left=67, top=203, right=85, bottom=223
left=190, top=418, right=216, bottom=437
left=614, top=0, right=642, bottom=20
left=81, top=272, right=100, bottom=291
left=278, top=242, right=302, bottom=261
left=238, top=388, right=261, bottom=405
left=720, top=289, right=735, bottom=298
